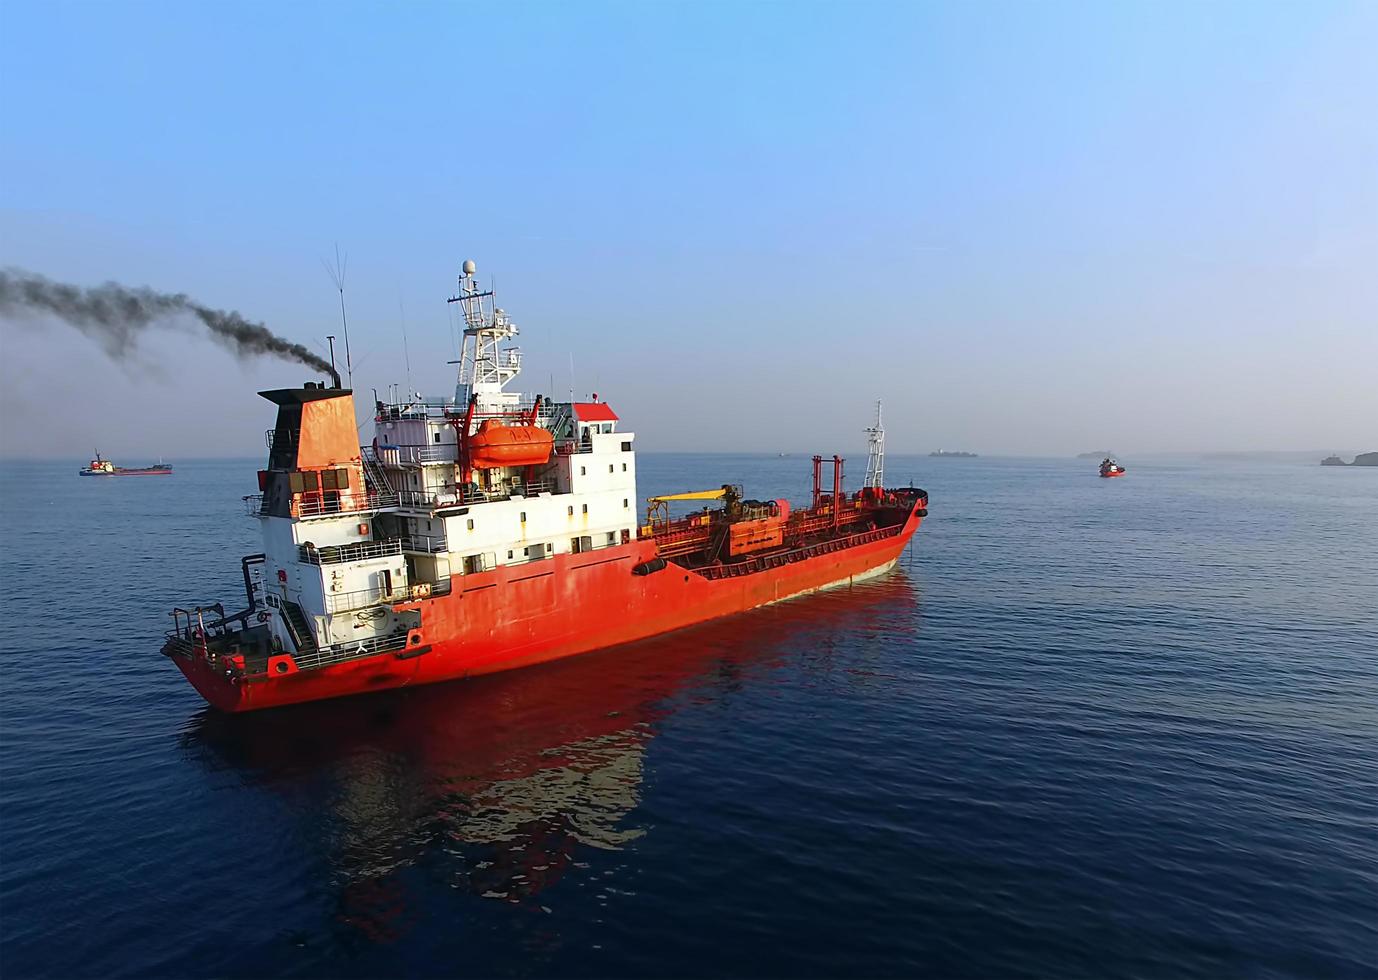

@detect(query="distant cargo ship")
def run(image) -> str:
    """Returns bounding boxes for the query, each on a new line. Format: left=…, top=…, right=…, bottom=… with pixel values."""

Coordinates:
left=1077, top=451, right=1114, bottom=459
left=929, top=450, right=977, bottom=458
left=1322, top=453, right=1378, bottom=466
left=79, top=451, right=172, bottom=476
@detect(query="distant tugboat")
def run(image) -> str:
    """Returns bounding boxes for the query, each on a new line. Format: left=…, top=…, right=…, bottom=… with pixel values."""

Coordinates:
left=1098, top=457, right=1126, bottom=478
left=79, top=451, right=173, bottom=476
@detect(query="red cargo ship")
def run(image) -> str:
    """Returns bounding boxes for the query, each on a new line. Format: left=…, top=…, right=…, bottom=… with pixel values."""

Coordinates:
left=80, top=451, right=172, bottom=476
left=163, top=262, right=928, bottom=712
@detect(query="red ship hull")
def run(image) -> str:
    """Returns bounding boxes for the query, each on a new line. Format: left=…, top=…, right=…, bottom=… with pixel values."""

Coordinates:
left=1099, top=469, right=1125, bottom=478
left=79, top=471, right=171, bottom=479
left=173, top=504, right=922, bottom=712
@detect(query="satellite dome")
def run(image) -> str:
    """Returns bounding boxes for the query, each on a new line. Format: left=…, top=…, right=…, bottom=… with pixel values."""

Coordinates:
left=462, top=259, right=477, bottom=275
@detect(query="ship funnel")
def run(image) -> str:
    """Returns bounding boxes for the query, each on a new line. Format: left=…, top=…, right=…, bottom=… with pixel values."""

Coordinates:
left=326, top=365, right=341, bottom=389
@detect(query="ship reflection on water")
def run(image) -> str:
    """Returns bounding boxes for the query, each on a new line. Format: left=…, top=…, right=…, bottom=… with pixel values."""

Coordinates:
left=180, top=573, right=918, bottom=946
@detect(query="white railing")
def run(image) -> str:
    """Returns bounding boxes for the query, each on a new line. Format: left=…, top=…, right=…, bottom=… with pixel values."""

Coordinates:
left=299, top=534, right=447, bottom=566
left=300, top=539, right=403, bottom=565
left=293, top=632, right=411, bottom=671
left=375, top=444, right=459, bottom=466
left=323, top=577, right=454, bottom=613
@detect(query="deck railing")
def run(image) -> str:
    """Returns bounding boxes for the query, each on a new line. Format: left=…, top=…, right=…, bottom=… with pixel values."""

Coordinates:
left=291, top=632, right=411, bottom=671
left=691, top=524, right=903, bottom=581
left=299, top=534, right=448, bottom=566
left=323, top=576, right=453, bottom=613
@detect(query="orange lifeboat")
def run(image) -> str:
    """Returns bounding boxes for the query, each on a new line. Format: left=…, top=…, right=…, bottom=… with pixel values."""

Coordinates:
left=466, top=419, right=554, bottom=469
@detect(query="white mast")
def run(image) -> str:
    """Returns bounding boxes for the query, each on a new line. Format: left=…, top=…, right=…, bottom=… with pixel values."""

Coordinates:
left=448, top=259, right=523, bottom=411
left=864, top=399, right=885, bottom=489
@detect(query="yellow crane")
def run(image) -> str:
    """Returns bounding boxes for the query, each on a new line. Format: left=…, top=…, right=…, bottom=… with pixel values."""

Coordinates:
left=645, top=485, right=741, bottom=525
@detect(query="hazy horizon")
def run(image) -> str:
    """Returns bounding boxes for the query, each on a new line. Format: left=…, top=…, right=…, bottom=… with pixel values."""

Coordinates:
left=2, top=1, right=1375, bottom=461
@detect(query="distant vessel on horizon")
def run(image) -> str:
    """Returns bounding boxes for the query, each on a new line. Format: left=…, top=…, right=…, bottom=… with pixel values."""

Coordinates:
left=1077, top=451, right=1114, bottom=459
left=929, top=450, right=978, bottom=458
left=79, top=451, right=173, bottom=477
left=1321, top=453, right=1378, bottom=467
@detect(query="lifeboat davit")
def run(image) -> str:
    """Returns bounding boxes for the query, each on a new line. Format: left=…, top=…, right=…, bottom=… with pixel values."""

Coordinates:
left=467, top=419, right=554, bottom=469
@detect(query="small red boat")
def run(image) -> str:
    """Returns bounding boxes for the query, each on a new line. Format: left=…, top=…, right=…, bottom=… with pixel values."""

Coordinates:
left=1099, top=457, right=1126, bottom=478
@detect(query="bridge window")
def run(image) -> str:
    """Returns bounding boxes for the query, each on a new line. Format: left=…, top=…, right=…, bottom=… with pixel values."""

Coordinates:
left=433, top=431, right=441, bottom=443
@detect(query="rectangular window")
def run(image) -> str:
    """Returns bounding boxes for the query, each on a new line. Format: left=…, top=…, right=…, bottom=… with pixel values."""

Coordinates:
left=507, top=550, right=514, bottom=559
left=623, top=498, right=629, bottom=508
left=607, top=532, right=617, bottom=545
left=520, top=511, right=527, bottom=523
left=622, top=463, right=627, bottom=472
left=571, top=537, right=582, bottom=554
left=466, top=518, right=474, bottom=530
left=608, top=464, right=614, bottom=473
left=621, top=441, right=632, bottom=452
left=567, top=505, right=574, bottom=516
left=336, top=468, right=350, bottom=489
left=546, top=543, right=553, bottom=554
left=433, top=431, right=441, bottom=443
left=580, top=466, right=586, bottom=476
left=302, top=470, right=319, bottom=491
left=582, top=504, right=588, bottom=514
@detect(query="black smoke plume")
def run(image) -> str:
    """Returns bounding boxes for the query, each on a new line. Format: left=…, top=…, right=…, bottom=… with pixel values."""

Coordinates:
left=0, top=268, right=334, bottom=378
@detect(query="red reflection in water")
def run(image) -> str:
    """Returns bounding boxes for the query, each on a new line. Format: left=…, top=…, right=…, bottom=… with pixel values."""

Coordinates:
left=184, top=573, right=918, bottom=942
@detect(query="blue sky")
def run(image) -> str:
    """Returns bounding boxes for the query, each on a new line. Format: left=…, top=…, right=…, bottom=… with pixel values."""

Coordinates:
left=1, top=0, right=1374, bottom=458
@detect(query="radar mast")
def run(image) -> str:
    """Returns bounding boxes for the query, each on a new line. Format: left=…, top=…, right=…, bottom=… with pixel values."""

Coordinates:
left=448, top=260, right=523, bottom=411
left=864, top=400, right=885, bottom=489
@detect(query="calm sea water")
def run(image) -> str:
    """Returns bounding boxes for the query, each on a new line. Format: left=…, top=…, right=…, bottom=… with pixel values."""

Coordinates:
left=1, top=453, right=1375, bottom=978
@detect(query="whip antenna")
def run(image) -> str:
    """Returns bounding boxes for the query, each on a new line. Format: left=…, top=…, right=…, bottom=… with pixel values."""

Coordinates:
left=323, top=245, right=353, bottom=388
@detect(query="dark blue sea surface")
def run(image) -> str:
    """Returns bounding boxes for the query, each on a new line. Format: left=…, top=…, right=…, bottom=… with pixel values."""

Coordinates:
left=1, top=453, right=1375, bottom=978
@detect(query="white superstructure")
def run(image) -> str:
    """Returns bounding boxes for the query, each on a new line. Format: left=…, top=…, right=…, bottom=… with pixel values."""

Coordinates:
left=246, top=261, right=638, bottom=666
